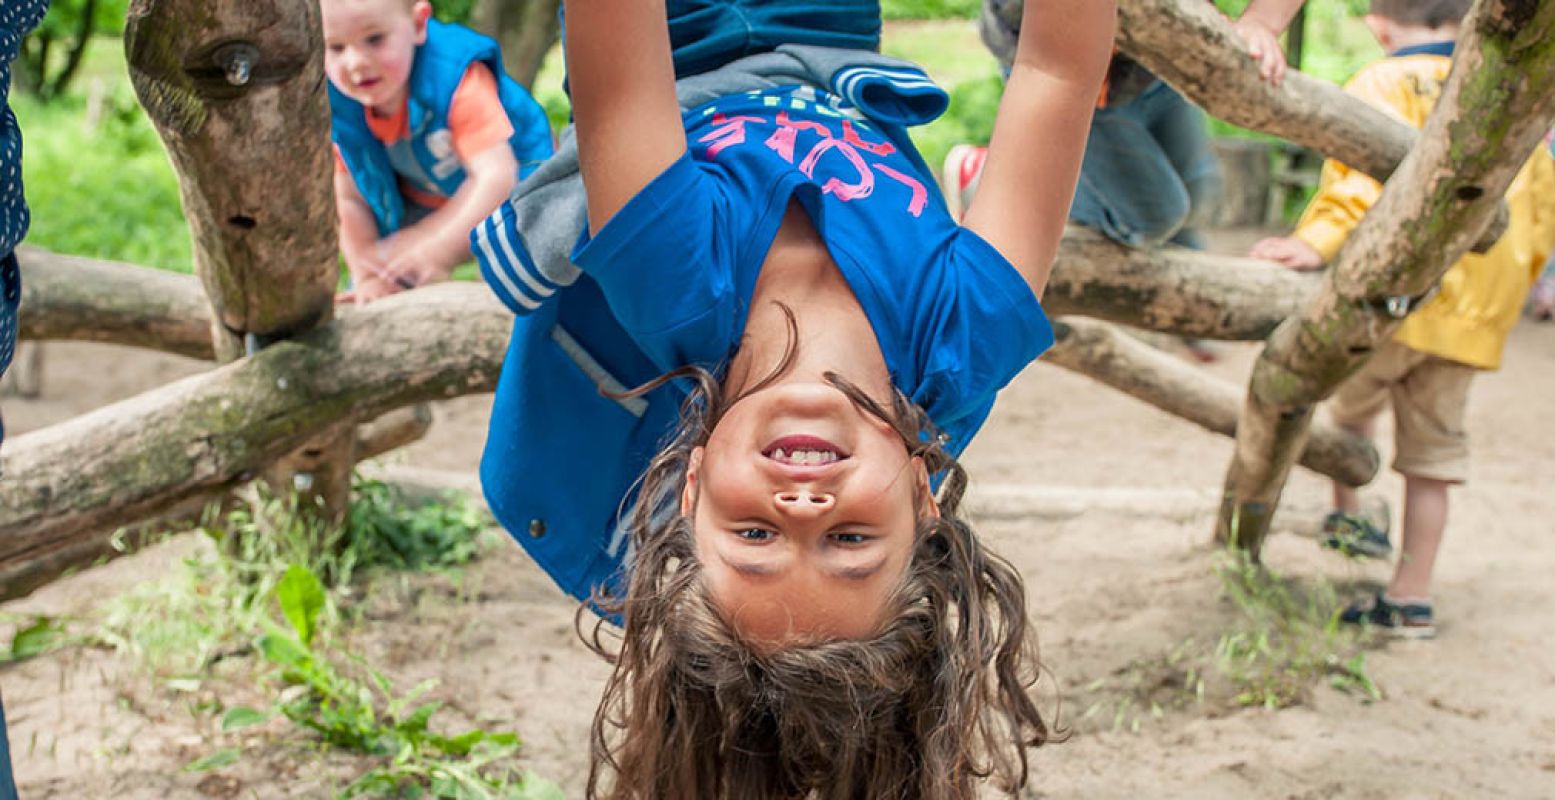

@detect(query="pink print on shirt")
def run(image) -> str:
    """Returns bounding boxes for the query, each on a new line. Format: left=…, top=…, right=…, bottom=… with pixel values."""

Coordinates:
left=697, top=106, right=928, bottom=218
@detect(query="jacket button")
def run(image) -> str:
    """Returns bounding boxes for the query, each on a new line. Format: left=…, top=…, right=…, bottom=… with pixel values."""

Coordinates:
left=528, top=519, right=546, bottom=539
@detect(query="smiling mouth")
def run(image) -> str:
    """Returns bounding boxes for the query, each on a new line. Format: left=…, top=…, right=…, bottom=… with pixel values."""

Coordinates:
left=762, top=435, right=849, bottom=466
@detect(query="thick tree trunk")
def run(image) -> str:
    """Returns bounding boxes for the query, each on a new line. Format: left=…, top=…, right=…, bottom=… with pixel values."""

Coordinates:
left=985, top=0, right=1505, bottom=252
left=0, top=285, right=511, bottom=600
left=1216, top=0, right=1555, bottom=555
left=1045, top=318, right=1378, bottom=487
left=124, top=0, right=356, bottom=521
left=471, top=0, right=561, bottom=91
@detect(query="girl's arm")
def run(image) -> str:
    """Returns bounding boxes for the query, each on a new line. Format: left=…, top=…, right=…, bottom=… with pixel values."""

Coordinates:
left=564, top=0, right=685, bottom=236
left=961, top=0, right=1115, bottom=300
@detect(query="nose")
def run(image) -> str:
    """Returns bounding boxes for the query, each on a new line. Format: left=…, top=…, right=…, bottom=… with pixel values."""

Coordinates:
left=341, top=46, right=367, bottom=73
left=774, top=489, right=834, bottom=515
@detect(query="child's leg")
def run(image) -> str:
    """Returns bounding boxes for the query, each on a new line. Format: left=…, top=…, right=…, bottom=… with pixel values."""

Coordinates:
left=1385, top=351, right=1475, bottom=600
left=1137, top=81, right=1222, bottom=250
left=1069, top=98, right=1194, bottom=248
left=1390, top=475, right=1450, bottom=600
left=1326, top=350, right=1394, bottom=514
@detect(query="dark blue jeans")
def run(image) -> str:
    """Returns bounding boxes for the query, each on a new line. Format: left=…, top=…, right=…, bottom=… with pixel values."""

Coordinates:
left=563, top=0, right=882, bottom=82
left=1069, top=80, right=1222, bottom=250
left=0, top=690, right=15, bottom=800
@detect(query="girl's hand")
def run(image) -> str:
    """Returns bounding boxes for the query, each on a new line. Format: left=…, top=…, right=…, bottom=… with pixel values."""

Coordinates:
left=1231, top=17, right=1289, bottom=86
left=1250, top=236, right=1323, bottom=270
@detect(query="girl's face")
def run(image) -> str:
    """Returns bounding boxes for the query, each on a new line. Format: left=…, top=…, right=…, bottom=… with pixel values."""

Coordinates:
left=682, top=381, right=936, bottom=648
left=321, top=0, right=429, bottom=116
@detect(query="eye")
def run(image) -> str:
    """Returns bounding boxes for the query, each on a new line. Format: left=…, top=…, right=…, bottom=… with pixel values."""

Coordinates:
left=366, top=33, right=385, bottom=47
left=830, top=532, right=869, bottom=545
left=735, top=528, right=775, bottom=542
left=327, top=43, right=345, bottom=54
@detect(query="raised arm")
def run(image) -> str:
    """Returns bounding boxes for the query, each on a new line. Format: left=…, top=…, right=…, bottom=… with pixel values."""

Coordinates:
left=564, top=0, right=687, bottom=236
left=961, top=0, right=1115, bottom=300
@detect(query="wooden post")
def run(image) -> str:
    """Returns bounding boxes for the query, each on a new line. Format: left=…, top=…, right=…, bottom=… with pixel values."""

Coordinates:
left=1216, top=0, right=1555, bottom=555
left=124, top=0, right=357, bottom=522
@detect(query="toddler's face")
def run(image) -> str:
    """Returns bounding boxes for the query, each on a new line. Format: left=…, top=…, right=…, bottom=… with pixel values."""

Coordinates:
left=321, top=0, right=429, bottom=115
left=682, top=381, right=935, bottom=649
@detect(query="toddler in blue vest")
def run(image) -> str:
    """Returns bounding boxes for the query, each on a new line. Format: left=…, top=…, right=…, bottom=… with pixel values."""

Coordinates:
left=323, top=0, right=554, bottom=303
left=475, top=1, right=1114, bottom=796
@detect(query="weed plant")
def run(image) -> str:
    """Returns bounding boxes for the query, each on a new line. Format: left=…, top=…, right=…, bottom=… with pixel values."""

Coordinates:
left=1079, top=551, right=1380, bottom=733
left=77, top=479, right=551, bottom=797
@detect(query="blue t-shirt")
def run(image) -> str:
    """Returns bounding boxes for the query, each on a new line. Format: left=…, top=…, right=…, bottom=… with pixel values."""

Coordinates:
left=575, top=85, right=1052, bottom=446
left=480, top=85, right=1052, bottom=610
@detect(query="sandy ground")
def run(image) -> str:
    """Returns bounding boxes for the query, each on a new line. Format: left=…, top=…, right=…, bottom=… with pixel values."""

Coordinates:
left=4, top=230, right=1555, bottom=798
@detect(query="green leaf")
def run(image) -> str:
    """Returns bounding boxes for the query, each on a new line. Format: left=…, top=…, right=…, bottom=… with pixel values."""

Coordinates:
left=220, top=707, right=273, bottom=732
left=518, top=773, right=568, bottom=800
left=183, top=747, right=241, bottom=773
left=9, top=616, right=64, bottom=661
left=257, top=632, right=311, bottom=670
left=275, top=564, right=327, bottom=646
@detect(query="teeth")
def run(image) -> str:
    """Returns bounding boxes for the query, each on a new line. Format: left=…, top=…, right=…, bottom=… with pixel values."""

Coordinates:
left=771, top=448, right=839, bottom=465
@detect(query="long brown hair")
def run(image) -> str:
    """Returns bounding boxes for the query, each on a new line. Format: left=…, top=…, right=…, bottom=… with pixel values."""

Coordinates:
left=580, top=309, right=1056, bottom=799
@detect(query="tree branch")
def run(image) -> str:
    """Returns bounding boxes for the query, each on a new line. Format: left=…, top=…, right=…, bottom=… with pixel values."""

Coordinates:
left=1044, top=317, right=1378, bottom=487
left=1216, top=0, right=1555, bottom=554
left=0, top=284, right=512, bottom=600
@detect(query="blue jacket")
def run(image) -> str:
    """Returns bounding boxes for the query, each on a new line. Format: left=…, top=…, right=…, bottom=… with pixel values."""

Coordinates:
left=329, top=19, right=553, bottom=236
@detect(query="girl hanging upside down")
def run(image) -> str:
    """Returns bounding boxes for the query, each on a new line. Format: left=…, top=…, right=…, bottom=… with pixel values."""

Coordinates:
left=472, top=1, right=1114, bottom=797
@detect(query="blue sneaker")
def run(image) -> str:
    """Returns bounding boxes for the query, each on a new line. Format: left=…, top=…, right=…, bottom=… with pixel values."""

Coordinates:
left=1322, top=511, right=1393, bottom=560
left=1340, top=591, right=1435, bottom=639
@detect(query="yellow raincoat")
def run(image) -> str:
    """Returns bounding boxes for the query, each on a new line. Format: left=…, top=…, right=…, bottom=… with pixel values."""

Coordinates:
left=1293, top=48, right=1555, bottom=370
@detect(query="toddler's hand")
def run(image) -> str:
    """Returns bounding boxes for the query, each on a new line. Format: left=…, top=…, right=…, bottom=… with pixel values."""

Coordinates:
left=1250, top=236, right=1323, bottom=270
left=1231, top=17, right=1289, bottom=87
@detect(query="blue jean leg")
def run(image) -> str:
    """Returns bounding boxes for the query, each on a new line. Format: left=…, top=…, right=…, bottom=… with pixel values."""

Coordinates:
left=1069, top=81, right=1221, bottom=249
left=0, top=688, right=15, bottom=800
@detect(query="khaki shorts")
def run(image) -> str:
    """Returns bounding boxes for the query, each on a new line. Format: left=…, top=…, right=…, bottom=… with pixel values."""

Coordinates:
left=1327, top=341, right=1476, bottom=483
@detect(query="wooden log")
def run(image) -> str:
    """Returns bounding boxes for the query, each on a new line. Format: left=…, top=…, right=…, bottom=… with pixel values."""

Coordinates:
left=0, top=342, right=43, bottom=399
left=1044, top=317, right=1378, bottom=486
left=356, top=404, right=435, bottom=461
left=124, top=0, right=338, bottom=356
left=16, top=247, right=215, bottom=360
left=0, top=284, right=511, bottom=600
left=20, top=231, right=1318, bottom=356
left=1044, top=227, right=1317, bottom=341
left=1216, top=0, right=1555, bottom=555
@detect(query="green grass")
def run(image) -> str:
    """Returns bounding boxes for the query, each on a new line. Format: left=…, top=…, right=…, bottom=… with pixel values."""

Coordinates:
left=16, top=84, right=192, bottom=270
left=881, top=0, right=979, bottom=20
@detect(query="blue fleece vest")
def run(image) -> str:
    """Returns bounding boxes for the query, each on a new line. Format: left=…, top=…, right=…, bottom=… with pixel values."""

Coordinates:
left=329, top=19, right=554, bottom=236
